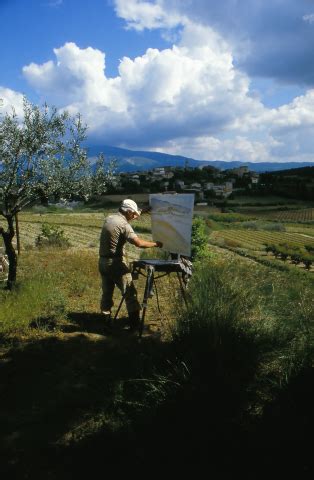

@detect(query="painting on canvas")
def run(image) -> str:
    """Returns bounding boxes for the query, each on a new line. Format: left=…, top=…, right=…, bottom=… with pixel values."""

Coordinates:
left=149, top=193, right=195, bottom=257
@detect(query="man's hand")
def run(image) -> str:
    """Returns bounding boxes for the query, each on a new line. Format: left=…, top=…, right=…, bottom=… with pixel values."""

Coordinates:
left=130, top=237, right=162, bottom=249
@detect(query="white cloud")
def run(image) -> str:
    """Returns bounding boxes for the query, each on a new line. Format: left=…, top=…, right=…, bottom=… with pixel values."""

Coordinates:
left=303, top=13, right=314, bottom=24
left=23, top=43, right=127, bottom=113
left=0, top=87, right=25, bottom=117
left=114, top=1, right=314, bottom=87
left=20, top=34, right=314, bottom=163
left=158, top=135, right=276, bottom=163
left=3, top=0, right=314, bottom=164
left=114, top=0, right=184, bottom=31
left=16, top=33, right=262, bottom=160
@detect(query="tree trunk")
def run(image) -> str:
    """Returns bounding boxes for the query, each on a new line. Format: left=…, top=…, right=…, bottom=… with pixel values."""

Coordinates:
left=0, top=215, right=17, bottom=290
left=15, top=213, right=21, bottom=255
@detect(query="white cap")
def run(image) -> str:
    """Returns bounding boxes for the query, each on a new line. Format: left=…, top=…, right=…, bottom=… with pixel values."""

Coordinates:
left=120, top=199, right=141, bottom=216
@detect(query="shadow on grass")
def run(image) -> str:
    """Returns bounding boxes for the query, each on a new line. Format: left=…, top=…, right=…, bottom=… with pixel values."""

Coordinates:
left=28, top=312, right=113, bottom=335
left=66, top=311, right=111, bottom=334
left=0, top=328, right=173, bottom=478
left=0, top=323, right=314, bottom=478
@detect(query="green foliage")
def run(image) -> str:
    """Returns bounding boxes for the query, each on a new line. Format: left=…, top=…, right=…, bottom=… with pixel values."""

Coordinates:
left=172, top=258, right=314, bottom=389
left=208, top=212, right=256, bottom=223
left=264, top=242, right=314, bottom=269
left=242, top=221, right=259, bottom=230
left=173, top=260, right=260, bottom=344
left=191, top=216, right=210, bottom=260
left=0, top=274, right=67, bottom=334
left=0, top=98, right=115, bottom=286
left=35, top=223, right=71, bottom=249
left=262, top=222, right=286, bottom=231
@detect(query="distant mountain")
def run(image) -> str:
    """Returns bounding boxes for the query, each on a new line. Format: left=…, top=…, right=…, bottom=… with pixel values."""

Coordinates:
left=86, top=144, right=314, bottom=173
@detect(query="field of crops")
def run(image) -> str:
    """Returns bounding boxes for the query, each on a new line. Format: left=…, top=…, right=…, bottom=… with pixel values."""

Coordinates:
left=238, top=208, right=314, bottom=222
left=286, top=225, right=314, bottom=237
left=1, top=207, right=314, bottom=274
left=17, top=222, right=101, bottom=249
left=0, top=211, right=152, bottom=262
left=210, top=229, right=314, bottom=251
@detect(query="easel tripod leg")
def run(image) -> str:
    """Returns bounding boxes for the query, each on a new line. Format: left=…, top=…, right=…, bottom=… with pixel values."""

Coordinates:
left=177, top=272, right=188, bottom=307
left=139, top=267, right=154, bottom=338
left=113, top=292, right=126, bottom=321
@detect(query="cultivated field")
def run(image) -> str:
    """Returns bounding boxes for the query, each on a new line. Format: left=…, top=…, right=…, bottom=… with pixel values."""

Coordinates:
left=0, top=210, right=152, bottom=253
left=238, top=207, right=314, bottom=222
left=210, top=229, right=314, bottom=250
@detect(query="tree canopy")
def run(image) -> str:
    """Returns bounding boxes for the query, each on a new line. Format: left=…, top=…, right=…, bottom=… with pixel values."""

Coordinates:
left=0, top=98, right=114, bottom=288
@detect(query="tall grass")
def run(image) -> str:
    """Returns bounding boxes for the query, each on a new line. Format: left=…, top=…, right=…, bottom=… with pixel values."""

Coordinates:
left=169, top=258, right=314, bottom=406
left=0, top=249, right=100, bottom=337
left=0, top=274, right=67, bottom=335
left=171, top=260, right=264, bottom=382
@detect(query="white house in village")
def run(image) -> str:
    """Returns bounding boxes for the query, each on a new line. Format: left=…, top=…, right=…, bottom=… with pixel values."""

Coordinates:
left=250, top=173, right=260, bottom=184
left=190, top=182, right=202, bottom=190
left=153, top=167, right=166, bottom=176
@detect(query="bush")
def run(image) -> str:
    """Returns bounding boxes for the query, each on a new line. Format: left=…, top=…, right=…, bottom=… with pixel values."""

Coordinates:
left=35, top=223, right=71, bottom=249
left=191, top=217, right=210, bottom=260
left=242, top=221, right=259, bottom=230
left=262, top=223, right=286, bottom=232
left=302, top=254, right=313, bottom=270
left=264, top=242, right=314, bottom=270
left=207, top=213, right=255, bottom=223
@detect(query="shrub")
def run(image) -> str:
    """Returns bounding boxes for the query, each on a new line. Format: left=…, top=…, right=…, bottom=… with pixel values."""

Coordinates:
left=207, top=213, right=255, bottom=223
left=302, top=254, right=313, bottom=270
left=242, top=221, right=259, bottom=230
left=265, top=244, right=277, bottom=255
left=35, top=223, right=71, bottom=249
left=262, top=223, right=286, bottom=232
left=191, top=217, right=210, bottom=261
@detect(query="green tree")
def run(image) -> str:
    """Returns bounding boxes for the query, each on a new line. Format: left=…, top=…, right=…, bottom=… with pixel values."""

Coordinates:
left=0, top=98, right=114, bottom=289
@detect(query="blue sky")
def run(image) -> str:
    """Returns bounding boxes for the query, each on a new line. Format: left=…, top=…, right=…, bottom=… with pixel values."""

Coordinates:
left=1, top=0, right=314, bottom=163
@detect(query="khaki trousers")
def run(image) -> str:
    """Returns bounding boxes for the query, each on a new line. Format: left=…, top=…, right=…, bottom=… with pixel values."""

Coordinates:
left=99, top=257, right=140, bottom=314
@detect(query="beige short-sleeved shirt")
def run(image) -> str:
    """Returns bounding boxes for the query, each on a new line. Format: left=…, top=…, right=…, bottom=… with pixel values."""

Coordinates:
left=99, top=212, right=138, bottom=258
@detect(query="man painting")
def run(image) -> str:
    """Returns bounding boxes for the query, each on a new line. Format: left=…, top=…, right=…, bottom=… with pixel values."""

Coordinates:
left=99, top=199, right=162, bottom=332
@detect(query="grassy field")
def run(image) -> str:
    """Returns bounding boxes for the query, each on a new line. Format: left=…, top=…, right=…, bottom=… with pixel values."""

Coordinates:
left=1, top=200, right=314, bottom=476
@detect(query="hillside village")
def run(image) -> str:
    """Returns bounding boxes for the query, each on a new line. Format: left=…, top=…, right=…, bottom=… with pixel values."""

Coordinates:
left=111, top=164, right=260, bottom=202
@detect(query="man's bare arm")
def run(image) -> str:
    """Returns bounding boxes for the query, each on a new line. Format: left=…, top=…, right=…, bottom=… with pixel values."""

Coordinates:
left=129, top=237, right=163, bottom=249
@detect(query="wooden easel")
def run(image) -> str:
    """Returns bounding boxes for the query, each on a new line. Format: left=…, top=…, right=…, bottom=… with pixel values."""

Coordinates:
left=113, top=258, right=190, bottom=338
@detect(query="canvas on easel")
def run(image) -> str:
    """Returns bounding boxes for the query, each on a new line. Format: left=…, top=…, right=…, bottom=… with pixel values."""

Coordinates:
left=149, top=193, right=195, bottom=257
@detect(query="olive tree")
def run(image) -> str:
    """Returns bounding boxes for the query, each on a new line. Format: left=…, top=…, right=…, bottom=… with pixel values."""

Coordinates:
left=0, top=98, right=114, bottom=289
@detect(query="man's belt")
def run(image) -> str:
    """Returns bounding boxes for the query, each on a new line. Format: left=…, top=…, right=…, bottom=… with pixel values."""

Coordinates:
left=100, top=254, right=123, bottom=259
